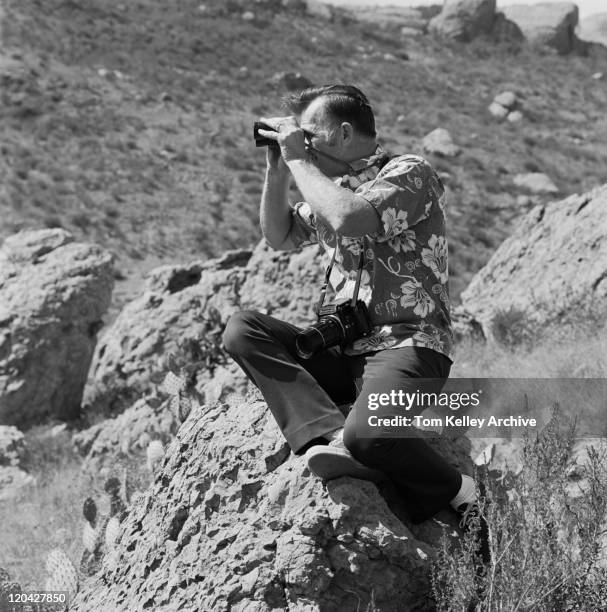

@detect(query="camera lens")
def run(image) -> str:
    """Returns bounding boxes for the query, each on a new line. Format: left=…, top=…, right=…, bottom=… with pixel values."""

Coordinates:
left=295, top=316, right=344, bottom=359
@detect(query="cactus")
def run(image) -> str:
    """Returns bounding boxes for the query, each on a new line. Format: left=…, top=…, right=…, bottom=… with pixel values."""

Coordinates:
left=82, top=521, right=97, bottom=553
left=0, top=568, right=21, bottom=603
left=161, top=370, right=186, bottom=396
left=104, top=477, right=126, bottom=518
left=44, top=548, right=78, bottom=603
left=82, top=497, right=97, bottom=526
left=146, top=440, right=164, bottom=474
left=104, top=516, right=121, bottom=548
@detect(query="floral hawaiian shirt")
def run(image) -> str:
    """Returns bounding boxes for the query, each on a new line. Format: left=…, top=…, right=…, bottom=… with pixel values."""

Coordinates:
left=288, top=145, right=454, bottom=362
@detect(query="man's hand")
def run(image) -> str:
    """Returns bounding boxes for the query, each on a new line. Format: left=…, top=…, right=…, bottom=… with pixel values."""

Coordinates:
left=258, top=116, right=307, bottom=164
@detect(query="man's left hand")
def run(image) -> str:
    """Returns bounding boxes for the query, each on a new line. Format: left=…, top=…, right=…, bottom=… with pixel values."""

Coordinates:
left=258, top=116, right=307, bottom=164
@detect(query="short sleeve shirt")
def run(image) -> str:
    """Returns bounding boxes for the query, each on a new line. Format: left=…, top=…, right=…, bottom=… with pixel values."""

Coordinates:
left=289, top=145, right=454, bottom=362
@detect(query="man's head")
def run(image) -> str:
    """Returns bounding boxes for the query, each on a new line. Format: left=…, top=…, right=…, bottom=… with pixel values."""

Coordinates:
left=282, top=85, right=377, bottom=176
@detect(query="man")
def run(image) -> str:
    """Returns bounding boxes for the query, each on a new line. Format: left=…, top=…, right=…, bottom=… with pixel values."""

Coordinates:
left=222, top=85, right=481, bottom=529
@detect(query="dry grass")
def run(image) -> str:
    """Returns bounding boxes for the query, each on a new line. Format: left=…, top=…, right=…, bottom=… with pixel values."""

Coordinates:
left=0, top=427, right=152, bottom=591
left=431, top=408, right=607, bottom=611
left=452, top=321, right=607, bottom=378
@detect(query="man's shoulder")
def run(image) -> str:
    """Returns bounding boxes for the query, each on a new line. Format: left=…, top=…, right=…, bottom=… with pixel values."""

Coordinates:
left=379, top=154, right=432, bottom=178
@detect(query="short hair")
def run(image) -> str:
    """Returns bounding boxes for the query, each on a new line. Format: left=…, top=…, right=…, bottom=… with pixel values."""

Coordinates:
left=282, top=84, right=376, bottom=138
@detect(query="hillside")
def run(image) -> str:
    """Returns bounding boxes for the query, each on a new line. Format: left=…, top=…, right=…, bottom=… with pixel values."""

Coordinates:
left=2, top=0, right=607, bottom=314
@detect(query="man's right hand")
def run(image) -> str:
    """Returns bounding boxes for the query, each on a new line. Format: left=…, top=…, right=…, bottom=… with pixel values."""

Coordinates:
left=266, top=143, right=288, bottom=176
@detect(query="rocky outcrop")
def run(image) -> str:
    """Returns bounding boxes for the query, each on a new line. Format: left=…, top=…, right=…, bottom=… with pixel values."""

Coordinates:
left=580, top=12, right=607, bottom=47
left=460, top=185, right=607, bottom=343
left=73, top=396, right=180, bottom=472
left=70, top=392, right=472, bottom=611
left=501, top=2, right=579, bottom=54
left=0, top=229, right=114, bottom=427
left=429, top=0, right=497, bottom=42
left=83, top=244, right=325, bottom=418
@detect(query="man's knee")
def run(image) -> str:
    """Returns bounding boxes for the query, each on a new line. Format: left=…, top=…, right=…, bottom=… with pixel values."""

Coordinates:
left=222, top=310, right=262, bottom=356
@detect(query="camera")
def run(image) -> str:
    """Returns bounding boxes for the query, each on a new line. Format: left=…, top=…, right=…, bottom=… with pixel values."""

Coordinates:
left=253, top=121, right=279, bottom=148
left=295, top=298, right=373, bottom=359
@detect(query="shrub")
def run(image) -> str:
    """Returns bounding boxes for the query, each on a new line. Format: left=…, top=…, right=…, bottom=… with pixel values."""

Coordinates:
left=431, top=406, right=607, bottom=611
left=490, top=306, right=533, bottom=350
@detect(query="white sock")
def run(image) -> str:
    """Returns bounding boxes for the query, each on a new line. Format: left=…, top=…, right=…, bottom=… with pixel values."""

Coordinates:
left=325, top=427, right=344, bottom=442
left=450, top=474, right=477, bottom=510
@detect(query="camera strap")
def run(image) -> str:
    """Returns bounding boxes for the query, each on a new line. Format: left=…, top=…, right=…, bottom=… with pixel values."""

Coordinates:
left=315, top=243, right=365, bottom=315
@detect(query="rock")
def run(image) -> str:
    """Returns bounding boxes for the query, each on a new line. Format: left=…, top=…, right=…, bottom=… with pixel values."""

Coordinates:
left=513, top=172, right=558, bottom=194
left=350, top=6, right=428, bottom=31
left=501, top=2, right=579, bottom=55
left=0, top=466, right=36, bottom=501
left=0, top=426, right=26, bottom=467
left=305, top=0, right=332, bottom=20
left=0, top=425, right=34, bottom=501
left=490, top=11, right=525, bottom=43
left=84, top=243, right=326, bottom=417
left=488, top=101, right=510, bottom=119
left=507, top=110, right=523, bottom=122
left=580, top=12, right=607, bottom=47
left=73, top=396, right=180, bottom=471
left=83, top=249, right=252, bottom=417
left=270, top=71, right=313, bottom=92
left=451, top=305, right=485, bottom=345
left=429, top=0, right=496, bottom=42
left=0, top=229, right=114, bottom=427
left=489, top=91, right=520, bottom=120
left=422, top=127, right=461, bottom=157
left=493, top=91, right=518, bottom=110
left=400, top=26, right=425, bottom=38
left=460, top=185, right=607, bottom=343
left=70, top=394, right=472, bottom=611
left=241, top=11, right=255, bottom=21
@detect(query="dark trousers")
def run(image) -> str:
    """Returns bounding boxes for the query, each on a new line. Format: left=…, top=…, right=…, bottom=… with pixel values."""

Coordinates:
left=222, top=310, right=462, bottom=523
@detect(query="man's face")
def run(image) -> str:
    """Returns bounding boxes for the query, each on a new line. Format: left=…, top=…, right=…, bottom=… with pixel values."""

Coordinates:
left=297, top=97, right=350, bottom=177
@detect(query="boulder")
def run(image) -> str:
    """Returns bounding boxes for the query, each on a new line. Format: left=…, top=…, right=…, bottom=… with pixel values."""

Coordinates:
left=73, top=396, right=180, bottom=472
left=460, top=185, right=607, bottom=343
left=82, top=249, right=252, bottom=418
left=83, top=243, right=326, bottom=418
left=490, top=11, right=525, bottom=43
left=513, top=172, right=558, bottom=194
left=501, top=2, right=579, bottom=54
left=580, top=12, right=607, bottom=47
left=422, top=127, right=461, bottom=157
left=0, top=229, right=114, bottom=427
left=70, top=393, right=472, bottom=611
left=429, top=0, right=497, bottom=42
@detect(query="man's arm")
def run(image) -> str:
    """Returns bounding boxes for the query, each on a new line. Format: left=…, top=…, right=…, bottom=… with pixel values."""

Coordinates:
left=258, top=117, right=382, bottom=238
left=259, top=144, right=301, bottom=250
left=286, top=159, right=382, bottom=237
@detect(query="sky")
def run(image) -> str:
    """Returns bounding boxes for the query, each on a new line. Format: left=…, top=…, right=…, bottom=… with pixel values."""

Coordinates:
left=321, top=0, right=605, bottom=21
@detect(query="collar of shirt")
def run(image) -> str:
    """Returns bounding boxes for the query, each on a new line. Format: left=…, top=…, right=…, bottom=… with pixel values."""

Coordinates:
left=335, top=144, right=391, bottom=191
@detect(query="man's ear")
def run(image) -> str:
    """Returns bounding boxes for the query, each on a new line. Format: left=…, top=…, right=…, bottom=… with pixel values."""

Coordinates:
left=340, top=122, right=354, bottom=146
